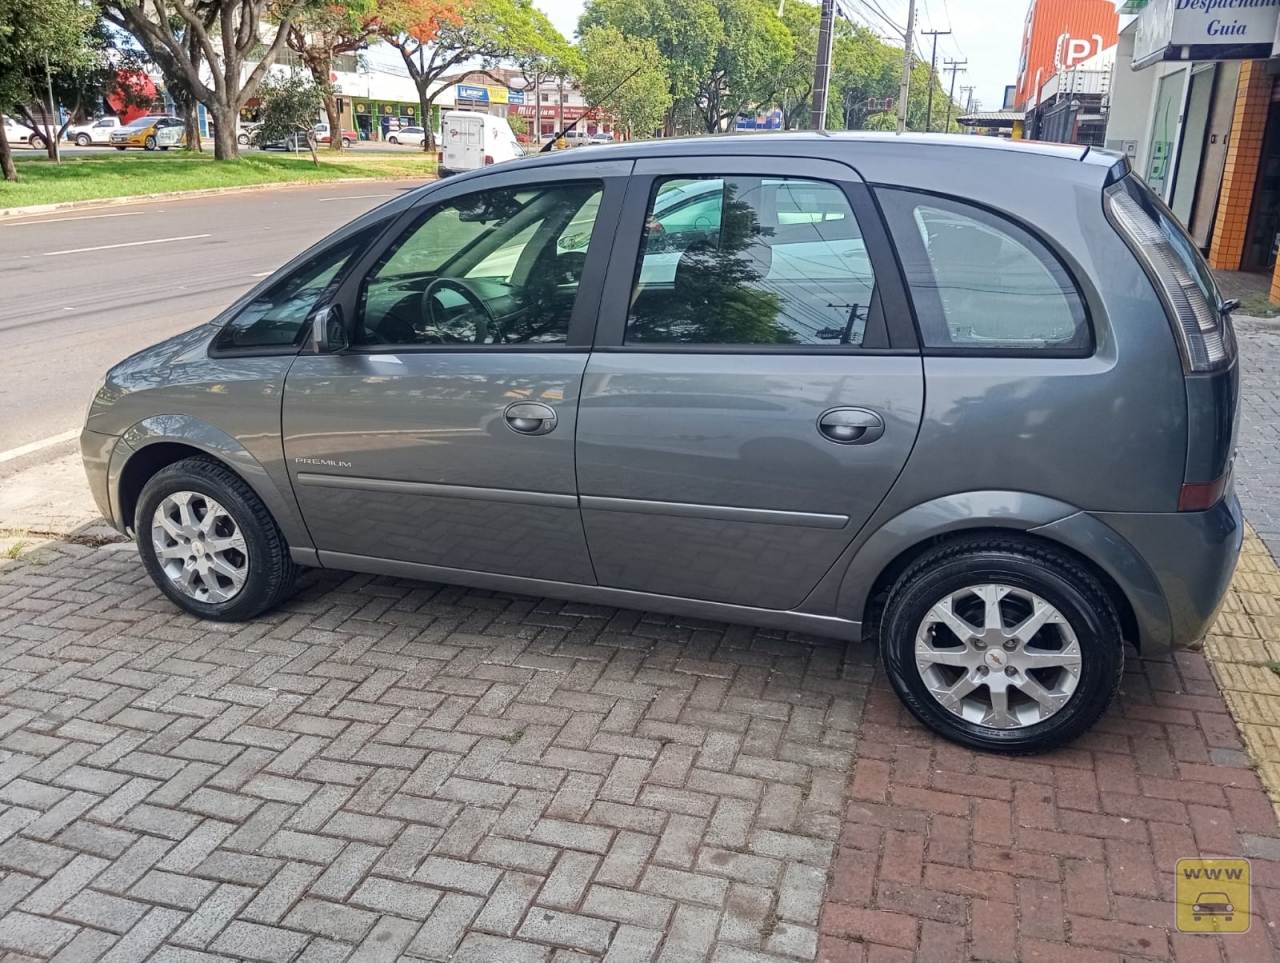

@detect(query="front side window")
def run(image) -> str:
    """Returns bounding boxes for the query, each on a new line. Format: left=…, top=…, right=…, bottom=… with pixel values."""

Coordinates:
left=214, top=225, right=378, bottom=351
left=879, top=189, right=1090, bottom=352
left=357, top=181, right=603, bottom=346
left=626, top=176, right=876, bottom=346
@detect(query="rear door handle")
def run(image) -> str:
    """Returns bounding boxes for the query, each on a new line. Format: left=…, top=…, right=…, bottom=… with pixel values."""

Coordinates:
left=504, top=401, right=558, bottom=435
left=817, top=407, right=885, bottom=445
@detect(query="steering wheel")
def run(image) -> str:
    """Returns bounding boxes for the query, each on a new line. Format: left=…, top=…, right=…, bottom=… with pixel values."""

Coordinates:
left=422, top=277, right=497, bottom=344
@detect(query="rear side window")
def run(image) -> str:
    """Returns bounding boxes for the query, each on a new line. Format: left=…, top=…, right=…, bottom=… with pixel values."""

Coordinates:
left=626, top=176, right=877, bottom=346
left=878, top=189, right=1090, bottom=353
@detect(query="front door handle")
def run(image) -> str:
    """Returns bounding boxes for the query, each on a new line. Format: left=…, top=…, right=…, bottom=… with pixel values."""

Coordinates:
left=817, top=407, right=885, bottom=445
left=504, top=401, right=558, bottom=436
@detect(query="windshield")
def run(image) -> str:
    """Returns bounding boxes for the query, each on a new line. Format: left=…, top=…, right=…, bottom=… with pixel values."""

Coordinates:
left=124, top=118, right=158, bottom=129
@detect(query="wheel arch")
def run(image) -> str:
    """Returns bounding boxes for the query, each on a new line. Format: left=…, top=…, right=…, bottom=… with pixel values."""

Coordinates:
left=838, top=492, right=1169, bottom=655
left=112, top=416, right=311, bottom=553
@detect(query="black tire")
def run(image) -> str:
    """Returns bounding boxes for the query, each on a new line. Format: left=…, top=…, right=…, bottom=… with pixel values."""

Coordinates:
left=144, top=134, right=157, bottom=151
left=29, top=134, right=45, bottom=150
left=388, top=136, right=398, bottom=145
left=879, top=536, right=1123, bottom=754
left=135, top=457, right=297, bottom=622
left=75, top=134, right=91, bottom=147
left=238, top=133, right=249, bottom=145
left=341, top=137, right=352, bottom=148
left=114, top=146, right=126, bottom=151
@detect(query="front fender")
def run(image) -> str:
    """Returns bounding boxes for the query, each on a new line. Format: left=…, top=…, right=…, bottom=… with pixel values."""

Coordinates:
left=832, top=491, right=1171, bottom=653
left=112, top=414, right=312, bottom=551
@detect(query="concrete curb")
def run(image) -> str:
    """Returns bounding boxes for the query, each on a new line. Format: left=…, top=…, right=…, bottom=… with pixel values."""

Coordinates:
left=0, top=173, right=433, bottom=219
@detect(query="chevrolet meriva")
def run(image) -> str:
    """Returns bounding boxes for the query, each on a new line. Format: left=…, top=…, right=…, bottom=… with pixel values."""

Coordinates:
left=81, top=134, right=1242, bottom=752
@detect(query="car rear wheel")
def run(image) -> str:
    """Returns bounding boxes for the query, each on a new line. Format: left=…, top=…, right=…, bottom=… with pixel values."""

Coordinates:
left=341, top=137, right=352, bottom=148
left=238, top=133, right=249, bottom=145
left=114, top=146, right=126, bottom=151
left=136, top=457, right=297, bottom=622
left=144, top=134, right=157, bottom=151
left=75, top=134, right=91, bottom=147
left=880, top=537, right=1123, bottom=754
left=388, top=136, right=399, bottom=145
left=29, top=134, right=44, bottom=150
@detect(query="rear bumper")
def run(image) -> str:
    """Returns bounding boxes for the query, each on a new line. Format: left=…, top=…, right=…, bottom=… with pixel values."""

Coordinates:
left=1094, top=495, right=1242, bottom=653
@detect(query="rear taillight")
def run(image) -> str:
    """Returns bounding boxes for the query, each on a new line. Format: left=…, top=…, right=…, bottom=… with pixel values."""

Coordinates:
left=484, top=155, right=495, bottom=165
left=1104, top=180, right=1233, bottom=373
left=1179, top=476, right=1229, bottom=512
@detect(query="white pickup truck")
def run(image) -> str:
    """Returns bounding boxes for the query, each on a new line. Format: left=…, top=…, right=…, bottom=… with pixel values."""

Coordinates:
left=2, top=116, right=60, bottom=149
left=65, top=116, right=124, bottom=146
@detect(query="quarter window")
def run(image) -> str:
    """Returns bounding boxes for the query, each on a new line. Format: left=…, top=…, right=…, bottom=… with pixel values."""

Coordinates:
left=357, top=181, right=603, bottom=346
left=879, top=190, right=1090, bottom=352
left=625, top=176, right=876, bottom=346
left=213, top=225, right=378, bottom=351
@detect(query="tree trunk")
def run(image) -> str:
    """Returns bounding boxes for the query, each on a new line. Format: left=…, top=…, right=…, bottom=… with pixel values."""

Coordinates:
left=0, top=115, right=17, bottom=182
left=183, top=100, right=202, bottom=152
left=324, top=93, right=343, bottom=152
left=211, top=106, right=239, bottom=160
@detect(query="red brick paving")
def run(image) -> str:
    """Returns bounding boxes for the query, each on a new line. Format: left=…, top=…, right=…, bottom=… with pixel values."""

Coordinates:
left=819, top=652, right=1280, bottom=962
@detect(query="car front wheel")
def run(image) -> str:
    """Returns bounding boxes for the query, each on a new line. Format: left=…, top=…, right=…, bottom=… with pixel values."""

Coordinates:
left=880, top=537, right=1123, bottom=754
left=144, top=135, right=157, bottom=151
left=136, top=457, right=297, bottom=621
left=341, top=137, right=352, bottom=148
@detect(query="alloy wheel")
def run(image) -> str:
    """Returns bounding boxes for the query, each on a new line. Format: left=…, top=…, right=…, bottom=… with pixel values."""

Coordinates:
left=151, top=490, right=249, bottom=603
left=913, top=583, right=1082, bottom=729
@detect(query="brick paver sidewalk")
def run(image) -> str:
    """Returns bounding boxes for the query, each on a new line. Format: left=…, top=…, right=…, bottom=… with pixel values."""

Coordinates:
left=821, top=653, right=1280, bottom=962
left=0, top=541, right=1277, bottom=963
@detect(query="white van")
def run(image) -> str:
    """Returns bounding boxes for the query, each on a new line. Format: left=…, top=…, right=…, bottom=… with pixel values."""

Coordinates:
left=438, top=111, right=523, bottom=177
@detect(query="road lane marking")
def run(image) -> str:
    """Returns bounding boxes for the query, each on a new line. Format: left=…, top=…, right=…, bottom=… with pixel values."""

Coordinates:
left=42, top=233, right=211, bottom=256
left=6, top=211, right=146, bottom=226
left=0, top=430, right=79, bottom=464
left=318, top=193, right=393, bottom=202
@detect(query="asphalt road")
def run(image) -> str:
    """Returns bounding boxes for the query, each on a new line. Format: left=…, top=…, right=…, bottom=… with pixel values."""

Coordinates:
left=0, top=179, right=424, bottom=468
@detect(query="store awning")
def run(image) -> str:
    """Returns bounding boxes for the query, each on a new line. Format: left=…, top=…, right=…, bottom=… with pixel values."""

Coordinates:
left=957, top=110, right=1025, bottom=128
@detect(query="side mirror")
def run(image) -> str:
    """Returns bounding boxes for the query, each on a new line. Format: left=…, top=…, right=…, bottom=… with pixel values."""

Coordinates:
left=311, top=304, right=347, bottom=353
left=1220, top=298, right=1240, bottom=316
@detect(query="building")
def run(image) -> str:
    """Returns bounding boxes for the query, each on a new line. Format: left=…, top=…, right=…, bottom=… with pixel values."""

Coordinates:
left=1014, top=0, right=1119, bottom=111
left=1024, top=44, right=1114, bottom=145
left=1104, top=0, right=1280, bottom=297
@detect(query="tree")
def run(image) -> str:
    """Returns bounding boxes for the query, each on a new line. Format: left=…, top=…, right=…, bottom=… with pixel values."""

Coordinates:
left=773, top=0, right=818, bottom=130
left=690, top=0, right=791, bottom=133
left=0, top=0, right=97, bottom=178
left=510, top=6, right=579, bottom=135
left=377, top=0, right=558, bottom=151
left=580, top=0, right=720, bottom=135
left=102, top=0, right=307, bottom=160
left=286, top=0, right=380, bottom=151
left=255, top=68, right=324, bottom=164
left=578, top=26, right=670, bottom=139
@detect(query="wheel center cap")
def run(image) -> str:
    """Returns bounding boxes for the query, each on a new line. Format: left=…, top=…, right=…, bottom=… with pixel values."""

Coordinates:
left=984, top=649, right=1008, bottom=671
left=192, top=542, right=206, bottom=558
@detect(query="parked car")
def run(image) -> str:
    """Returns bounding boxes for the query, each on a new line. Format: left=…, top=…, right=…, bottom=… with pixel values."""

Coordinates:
left=3, top=115, right=57, bottom=149
left=387, top=126, right=426, bottom=146
left=110, top=115, right=184, bottom=151
left=588, top=132, right=615, bottom=145
left=80, top=133, right=1242, bottom=753
left=66, top=116, right=124, bottom=146
left=439, top=110, right=522, bottom=176
left=257, top=129, right=313, bottom=152
left=313, top=123, right=357, bottom=147
left=238, top=122, right=262, bottom=146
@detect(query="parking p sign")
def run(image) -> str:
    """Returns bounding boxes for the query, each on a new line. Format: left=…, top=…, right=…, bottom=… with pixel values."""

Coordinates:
left=1176, top=858, right=1250, bottom=933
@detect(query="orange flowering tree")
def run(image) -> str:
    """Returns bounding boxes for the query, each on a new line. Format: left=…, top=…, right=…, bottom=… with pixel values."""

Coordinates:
left=377, top=0, right=562, bottom=150
left=285, top=1, right=383, bottom=150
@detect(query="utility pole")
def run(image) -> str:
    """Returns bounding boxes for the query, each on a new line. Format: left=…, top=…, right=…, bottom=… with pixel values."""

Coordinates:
left=811, top=0, right=836, bottom=130
left=921, top=29, right=950, bottom=132
left=896, top=0, right=917, bottom=133
left=943, top=59, right=967, bottom=132
left=961, top=85, right=976, bottom=113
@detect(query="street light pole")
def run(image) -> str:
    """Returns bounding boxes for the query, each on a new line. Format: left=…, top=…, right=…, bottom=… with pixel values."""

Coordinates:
left=921, top=29, right=950, bottom=133
left=811, top=0, right=836, bottom=130
left=896, top=0, right=916, bottom=133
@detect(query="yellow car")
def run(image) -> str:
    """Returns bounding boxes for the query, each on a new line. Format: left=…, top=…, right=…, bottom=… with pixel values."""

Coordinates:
left=110, top=116, right=185, bottom=151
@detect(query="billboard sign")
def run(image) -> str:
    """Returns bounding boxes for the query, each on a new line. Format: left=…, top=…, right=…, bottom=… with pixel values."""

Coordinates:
left=1133, top=0, right=1280, bottom=67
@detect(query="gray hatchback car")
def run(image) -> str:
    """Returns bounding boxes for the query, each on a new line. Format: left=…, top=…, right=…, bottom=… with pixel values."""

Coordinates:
left=81, top=133, right=1242, bottom=752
